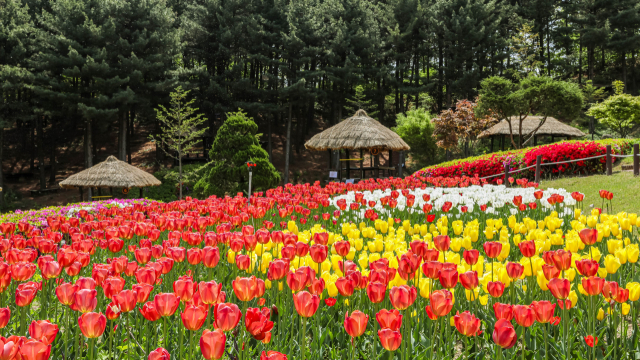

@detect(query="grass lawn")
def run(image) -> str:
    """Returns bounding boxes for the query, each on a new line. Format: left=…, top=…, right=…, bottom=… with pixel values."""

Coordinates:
left=540, top=157, right=640, bottom=214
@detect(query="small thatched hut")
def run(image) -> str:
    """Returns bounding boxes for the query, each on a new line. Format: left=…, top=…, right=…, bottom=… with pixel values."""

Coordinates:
left=305, top=110, right=410, bottom=180
left=60, top=155, right=161, bottom=201
left=478, top=116, right=586, bottom=151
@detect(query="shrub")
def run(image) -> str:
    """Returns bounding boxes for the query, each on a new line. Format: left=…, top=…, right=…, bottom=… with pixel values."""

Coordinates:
left=392, top=108, right=441, bottom=169
left=418, top=139, right=636, bottom=181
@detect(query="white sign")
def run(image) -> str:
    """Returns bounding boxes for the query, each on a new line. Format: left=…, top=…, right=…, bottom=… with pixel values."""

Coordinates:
left=345, top=179, right=354, bottom=184
left=329, top=171, right=338, bottom=178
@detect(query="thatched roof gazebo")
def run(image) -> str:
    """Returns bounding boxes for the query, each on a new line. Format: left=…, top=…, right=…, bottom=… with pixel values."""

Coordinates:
left=305, top=110, right=410, bottom=180
left=478, top=116, right=586, bottom=151
left=60, top=155, right=161, bottom=201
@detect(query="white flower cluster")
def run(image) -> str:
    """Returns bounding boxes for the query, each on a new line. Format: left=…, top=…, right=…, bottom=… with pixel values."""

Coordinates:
left=331, top=185, right=578, bottom=218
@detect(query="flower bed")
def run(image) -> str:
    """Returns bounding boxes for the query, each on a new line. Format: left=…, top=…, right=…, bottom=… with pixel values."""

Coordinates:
left=418, top=139, right=636, bottom=181
left=0, top=176, right=636, bottom=360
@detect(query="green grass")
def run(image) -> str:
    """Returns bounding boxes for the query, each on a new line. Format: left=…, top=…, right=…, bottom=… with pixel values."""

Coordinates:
left=540, top=159, right=640, bottom=214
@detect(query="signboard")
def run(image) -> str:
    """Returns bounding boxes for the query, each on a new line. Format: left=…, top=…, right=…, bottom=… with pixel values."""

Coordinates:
left=329, top=171, right=338, bottom=179
left=345, top=179, right=354, bottom=184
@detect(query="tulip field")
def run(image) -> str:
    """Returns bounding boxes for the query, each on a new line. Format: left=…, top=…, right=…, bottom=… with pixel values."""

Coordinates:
left=0, top=174, right=638, bottom=360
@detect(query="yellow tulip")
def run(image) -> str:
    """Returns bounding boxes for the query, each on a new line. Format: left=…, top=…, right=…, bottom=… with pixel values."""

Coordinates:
left=597, top=308, right=605, bottom=321
left=265, top=279, right=272, bottom=290
left=615, top=248, right=628, bottom=264
left=537, top=271, right=549, bottom=291
left=607, top=239, right=623, bottom=254
left=604, top=255, right=621, bottom=274
left=626, top=282, right=640, bottom=301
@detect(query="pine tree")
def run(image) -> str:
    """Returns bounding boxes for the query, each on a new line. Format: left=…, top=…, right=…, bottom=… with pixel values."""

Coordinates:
left=194, top=110, right=280, bottom=197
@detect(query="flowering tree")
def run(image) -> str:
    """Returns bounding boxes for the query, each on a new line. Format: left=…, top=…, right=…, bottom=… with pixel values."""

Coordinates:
left=432, top=99, right=498, bottom=157
left=587, top=81, right=640, bottom=138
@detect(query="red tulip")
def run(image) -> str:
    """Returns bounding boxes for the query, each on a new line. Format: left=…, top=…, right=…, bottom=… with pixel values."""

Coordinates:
left=483, top=242, right=502, bottom=259
left=492, top=319, right=517, bottom=349
left=200, top=329, right=226, bottom=360
left=102, top=276, right=125, bottom=300
left=19, top=339, right=51, bottom=360
left=41, top=261, right=62, bottom=280
left=530, top=301, right=555, bottom=323
left=72, top=289, right=97, bottom=313
left=487, top=281, right=505, bottom=298
left=421, top=261, right=442, bottom=279
left=148, top=347, right=171, bottom=360
left=438, top=268, right=458, bottom=289
left=336, top=277, right=356, bottom=297
left=506, top=262, right=524, bottom=280
left=575, top=259, right=599, bottom=277
left=459, top=271, right=478, bottom=290
left=344, top=311, right=368, bottom=338
left=432, top=235, right=450, bottom=252
left=0, top=336, right=20, bottom=360
left=0, top=308, right=9, bottom=329
left=114, top=290, right=138, bottom=313
left=78, top=312, right=107, bottom=338
left=542, top=264, right=560, bottom=280
left=585, top=335, right=598, bottom=348
left=366, top=282, right=386, bottom=303
left=292, top=291, right=320, bottom=318
left=615, top=288, right=630, bottom=303
left=334, top=241, right=350, bottom=257
left=260, top=350, right=288, bottom=360
left=493, top=303, right=513, bottom=321
left=378, top=329, right=402, bottom=351
left=28, top=320, right=59, bottom=345
left=517, top=240, right=536, bottom=258
left=213, top=303, right=242, bottom=331
left=602, top=281, right=619, bottom=300
left=582, top=276, right=605, bottom=296
left=551, top=250, right=572, bottom=271
left=202, top=247, right=220, bottom=268
left=267, top=260, right=289, bottom=281
left=106, top=302, right=121, bottom=320
left=15, top=286, right=38, bottom=307
left=173, top=277, right=196, bottom=303
left=512, top=305, right=535, bottom=327
left=132, top=284, right=154, bottom=304
left=154, top=293, right=180, bottom=317
left=181, top=304, right=208, bottom=331
left=428, top=289, right=453, bottom=317
left=139, top=302, right=161, bottom=322
left=548, top=278, right=570, bottom=300
left=389, top=286, right=417, bottom=310
left=54, top=283, right=78, bottom=306
left=11, top=262, right=36, bottom=281
left=198, top=281, right=223, bottom=305
left=462, top=249, right=479, bottom=265
left=453, top=311, right=481, bottom=337
left=579, top=229, right=598, bottom=246
left=324, top=298, right=337, bottom=307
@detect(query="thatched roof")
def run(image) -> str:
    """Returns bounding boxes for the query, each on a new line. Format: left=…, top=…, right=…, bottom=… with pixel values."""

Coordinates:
left=305, top=109, right=410, bottom=151
left=478, top=116, right=586, bottom=139
left=59, top=156, right=161, bottom=189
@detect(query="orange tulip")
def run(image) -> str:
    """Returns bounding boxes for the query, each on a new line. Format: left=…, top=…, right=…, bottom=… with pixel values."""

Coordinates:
left=78, top=312, right=107, bottom=338
left=28, top=320, right=59, bottom=345
left=530, top=301, right=555, bottom=323
left=260, top=351, right=288, bottom=360
left=582, top=276, right=605, bottom=296
left=428, top=290, right=453, bottom=317
left=487, top=281, right=505, bottom=298
left=106, top=302, right=121, bottom=320
left=55, top=283, right=78, bottom=306
left=432, top=235, right=450, bottom=252
left=453, top=311, right=481, bottom=337
left=213, top=303, right=242, bottom=331
left=233, top=276, right=263, bottom=302
left=245, top=307, right=273, bottom=340
left=41, top=261, right=62, bottom=280
left=512, top=305, right=536, bottom=327
left=267, top=259, right=289, bottom=281
left=378, top=329, right=402, bottom=351
left=199, top=281, right=223, bottom=305
left=181, top=304, right=208, bottom=331
left=292, top=291, right=320, bottom=318
left=376, top=309, right=402, bottom=331
left=551, top=250, right=572, bottom=271
left=438, top=268, right=458, bottom=289
left=506, top=262, right=524, bottom=280
left=579, top=229, right=598, bottom=246
left=336, top=277, right=356, bottom=297
left=11, top=262, right=36, bottom=282
left=483, top=242, right=502, bottom=259
left=15, top=286, right=38, bottom=307
left=154, top=293, right=180, bottom=317
left=493, top=303, right=513, bottom=321
left=344, top=311, right=368, bottom=338
left=19, top=339, right=51, bottom=360
left=389, top=286, right=417, bottom=310
left=173, top=276, right=196, bottom=303
left=459, top=271, right=478, bottom=290
left=517, top=240, right=536, bottom=258
left=113, top=290, right=137, bottom=313
left=102, top=276, right=125, bottom=300
left=334, top=241, right=350, bottom=257
left=366, top=282, right=386, bottom=303
left=132, top=284, right=154, bottom=304
left=200, top=329, right=226, bottom=360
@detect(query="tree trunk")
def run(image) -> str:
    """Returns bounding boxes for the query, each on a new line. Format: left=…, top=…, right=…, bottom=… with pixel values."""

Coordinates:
left=30, top=120, right=35, bottom=172
left=578, top=34, right=583, bottom=84
left=283, top=102, right=292, bottom=184
left=127, top=109, right=134, bottom=164
left=178, top=142, right=182, bottom=200
left=438, top=41, right=444, bottom=112
left=622, top=52, right=627, bottom=92
left=155, top=118, right=164, bottom=163
left=85, top=118, right=93, bottom=200
left=49, top=119, right=56, bottom=185
left=118, top=111, right=127, bottom=161
left=37, top=116, right=46, bottom=190
left=267, top=114, right=273, bottom=162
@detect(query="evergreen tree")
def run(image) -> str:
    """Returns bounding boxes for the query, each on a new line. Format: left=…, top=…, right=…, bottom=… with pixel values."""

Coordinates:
left=194, top=110, right=280, bottom=197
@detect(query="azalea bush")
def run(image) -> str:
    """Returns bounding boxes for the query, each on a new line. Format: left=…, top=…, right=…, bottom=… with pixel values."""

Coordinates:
left=0, top=176, right=637, bottom=360
left=419, top=139, right=636, bottom=182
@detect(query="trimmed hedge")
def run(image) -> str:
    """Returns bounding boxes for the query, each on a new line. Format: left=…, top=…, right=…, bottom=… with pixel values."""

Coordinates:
left=418, top=139, right=638, bottom=181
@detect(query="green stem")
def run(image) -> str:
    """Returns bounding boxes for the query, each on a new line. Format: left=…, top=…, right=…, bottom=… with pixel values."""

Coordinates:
left=163, top=316, right=168, bottom=352
left=301, top=317, right=307, bottom=360
left=544, top=323, right=548, bottom=360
